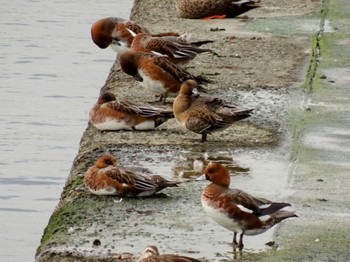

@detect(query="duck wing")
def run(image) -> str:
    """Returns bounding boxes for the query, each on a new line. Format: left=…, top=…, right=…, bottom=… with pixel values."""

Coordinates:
left=185, top=105, right=228, bottom=134
left=224, top=188, right=272, bottom=215
left=104, top=167, right=157, bottom=191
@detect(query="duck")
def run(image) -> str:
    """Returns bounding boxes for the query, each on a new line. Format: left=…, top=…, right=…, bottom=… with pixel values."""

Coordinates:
left=84, top=155, right=180, bottom=197
left=175, top=0, right=261, bottom=19
left=198, top=162, right=297, bottom=249
left=137, top=245, right=201, bottom=262
left=173, top=80, right=253, bottom=142
left=118, top=51, right=210, bottom=104
left=130, top=33, right=213, bottom=66
left=91, top=17, right=151, bottom=49
left=91, top=17, right=213, bottom=65
left=89, top=92, right=174, bottom=131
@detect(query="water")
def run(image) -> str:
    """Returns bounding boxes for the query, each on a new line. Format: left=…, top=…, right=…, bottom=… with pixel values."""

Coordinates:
left=0, top=1, right=132, bottom=261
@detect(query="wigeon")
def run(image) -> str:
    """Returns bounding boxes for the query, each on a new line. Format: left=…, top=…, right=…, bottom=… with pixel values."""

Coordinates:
left=173, top=80, right=253, bottom=142
left=89, top=92, right=174, bottom=131
left=138, top=245, right=200, bottom=262
left=118, top=51, right=210, bottom=104
left=198, top=162, right=297, bottom=249
left=130, top=33, right=213, bottom=66
left=175, top=0, right=261, bottom=19
left=91, top=17, right=179, bottom=51
left=84, top=155, right=180, bottom=197
left=91, top=17, right=213, bottom=65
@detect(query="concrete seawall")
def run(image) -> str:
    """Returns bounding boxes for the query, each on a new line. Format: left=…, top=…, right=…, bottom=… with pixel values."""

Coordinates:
left=36, top=0, right=350, bottom=261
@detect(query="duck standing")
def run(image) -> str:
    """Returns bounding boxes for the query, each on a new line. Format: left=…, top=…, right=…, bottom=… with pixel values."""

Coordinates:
left=198, top=162, right=297, bottom=249
left=173, top=80, right=253, bottom=142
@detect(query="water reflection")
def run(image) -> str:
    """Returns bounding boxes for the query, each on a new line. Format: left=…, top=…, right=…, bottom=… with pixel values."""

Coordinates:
left=0, top=0, right=131, bottom=261
left=174, top=154, right=250, bottom=178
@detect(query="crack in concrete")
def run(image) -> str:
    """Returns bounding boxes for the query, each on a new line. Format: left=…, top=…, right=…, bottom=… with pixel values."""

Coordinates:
left=290, top=0, right=329, bottom=164
left=306, top=0, right=328, bottom=94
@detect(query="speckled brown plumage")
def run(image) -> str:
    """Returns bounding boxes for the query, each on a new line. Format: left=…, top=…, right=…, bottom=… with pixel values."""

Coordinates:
left=84, top=155, right=180, bottom=197
left=89, top=92, right=174, bottom=130
left=175, top=0, right=261, bottom=19
left=131, top=33, right=212, bottom=65
left=173, top=80, right=253, bottom=141
left=118, top=51, right=209, bottom=104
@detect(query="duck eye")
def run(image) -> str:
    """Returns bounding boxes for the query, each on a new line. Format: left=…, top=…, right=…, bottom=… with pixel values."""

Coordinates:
left=105, top=159, right=113, bottom=165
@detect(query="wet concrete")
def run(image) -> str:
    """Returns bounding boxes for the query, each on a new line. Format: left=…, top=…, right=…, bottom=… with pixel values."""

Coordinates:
left=36, top=0, right=350, bottom=261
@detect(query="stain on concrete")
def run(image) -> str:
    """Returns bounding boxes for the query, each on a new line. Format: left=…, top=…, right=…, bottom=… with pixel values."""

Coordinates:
left=36, top=0, right=350, bottom=261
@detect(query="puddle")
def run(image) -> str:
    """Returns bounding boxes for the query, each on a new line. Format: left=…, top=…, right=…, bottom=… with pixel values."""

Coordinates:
left=56, top=143, right=293, bottom=261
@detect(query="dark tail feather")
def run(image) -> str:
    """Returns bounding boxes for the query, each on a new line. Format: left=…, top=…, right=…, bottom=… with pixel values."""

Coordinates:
left=197, top=85, right=207, bottom=93
left=152, top=32, right=180, bottom=37
left=194, top=74, right=212, bottom=84
left=151, top=175, right=181, bottom=187
left=160, top=110, right=175, bottom=119
left=260, top=202, right=298, bottom=224
left=190, top=40, right=215, bottom=47
left=227, top=0, right=261, bottom=18
left=189, top=41, right=219, bottom=56
left=232, top=112, right=252, bottom=121
left=154, top=110, right=174, bottom=127
left=227, top=108, right=253, bottom=121
left=164, top=181, right=180, bottom=187
left=261, top=202, right=293, bottom=216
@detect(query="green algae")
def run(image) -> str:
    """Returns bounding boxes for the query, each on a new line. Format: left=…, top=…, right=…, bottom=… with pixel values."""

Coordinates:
left=280, top=1, right=350, bottom=260
left=36, top=0, right=350, bottom=261
left=37, top=198, right=90, bottom=254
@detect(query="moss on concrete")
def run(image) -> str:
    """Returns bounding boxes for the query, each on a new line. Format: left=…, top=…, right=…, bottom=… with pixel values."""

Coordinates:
left=36, top=0, right=350, bottom=261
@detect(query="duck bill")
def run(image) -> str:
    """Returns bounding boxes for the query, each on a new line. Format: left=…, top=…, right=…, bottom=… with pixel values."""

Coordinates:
left=196, top=174, right=206, bottom=181
left=192, top=87, right=200, bottom=98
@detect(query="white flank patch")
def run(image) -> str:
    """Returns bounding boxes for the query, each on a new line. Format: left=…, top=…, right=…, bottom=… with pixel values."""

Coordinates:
left=201, top=197, right=242, bottom=233
left=93, top=118, right=132, bottom=131
left=89, top=187, right=117, bottom=196
left=138, top=71, right=164, bottom=94
left=245, top=228, right=269, bottom=236
left=259, top=203, right=272, bottom=209
left=137, top=190, right=156, bottom=197
left=237, top=204, right=253, bottom=214
left=259, top=214, right=271, bottom=222
left=135, top=121, right=155, bottom=130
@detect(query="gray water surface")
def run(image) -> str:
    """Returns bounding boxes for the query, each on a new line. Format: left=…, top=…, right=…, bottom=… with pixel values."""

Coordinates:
left=0, top=1, right=131, bottom=261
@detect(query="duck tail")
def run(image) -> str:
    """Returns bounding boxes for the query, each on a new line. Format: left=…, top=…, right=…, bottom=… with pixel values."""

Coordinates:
left=259, top=203, right=298, bottom=225
left=190, top=40, right=215, bottom=47
left=151, top=175, right=181, bottom=187
left=154, top=110, right=174, bottom=128
left=227, top=0, right=261, bottom=18
left=194, top=74, right=212, bottom=84
left=229, top=108, right=253, bottom=121
left=160, top=110, right=175, bottom=119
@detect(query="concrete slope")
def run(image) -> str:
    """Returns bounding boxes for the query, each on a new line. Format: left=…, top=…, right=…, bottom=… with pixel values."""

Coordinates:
left=36, top=0, right=350, bottom=261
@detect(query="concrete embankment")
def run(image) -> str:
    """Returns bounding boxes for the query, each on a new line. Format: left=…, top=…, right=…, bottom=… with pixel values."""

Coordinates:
left=36, top=0, right=350, bottom=261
